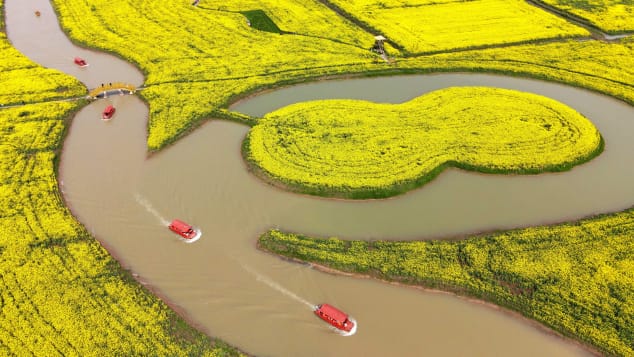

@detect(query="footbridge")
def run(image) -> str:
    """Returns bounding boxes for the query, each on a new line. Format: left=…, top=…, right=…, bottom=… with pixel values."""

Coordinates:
left=89, top=82, right=137, bottom=99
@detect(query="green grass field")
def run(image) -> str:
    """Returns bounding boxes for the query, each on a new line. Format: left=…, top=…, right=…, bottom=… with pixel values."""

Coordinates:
left=240, top=10, right=282, bottom=33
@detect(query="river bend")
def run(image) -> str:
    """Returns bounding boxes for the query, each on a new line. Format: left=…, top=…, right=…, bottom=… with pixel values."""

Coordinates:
left=9, top=0, right=634, bottom=355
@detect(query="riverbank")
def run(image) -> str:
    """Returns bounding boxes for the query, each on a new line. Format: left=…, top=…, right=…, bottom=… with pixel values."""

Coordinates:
left=258, top=241, right=604, bottom=356
left=258, top=221, right=634, bottom=356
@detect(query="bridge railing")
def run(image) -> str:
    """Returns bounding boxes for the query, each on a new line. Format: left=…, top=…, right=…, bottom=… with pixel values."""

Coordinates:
left=88, top=82, right=137, bottom=99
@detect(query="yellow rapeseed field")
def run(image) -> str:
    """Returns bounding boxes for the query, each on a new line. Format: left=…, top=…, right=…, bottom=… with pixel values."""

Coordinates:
left=246, top=87, right=601, bottom=197
left=50, top=0, right=631, bottom=152
left=540, top=0, right=634, bottom=32
left=0, top=1, right=240, bottom=354
left=206, top=0, right=373, bottom=48
left=2, top=0, right=633, bottom=354
left=325, top=0, right=590, bottom=53
left=0, top=102, right=231, bottom=355
left=402, top=36, right=634, bottom=105
left=52, top=0, right=379, bottom=150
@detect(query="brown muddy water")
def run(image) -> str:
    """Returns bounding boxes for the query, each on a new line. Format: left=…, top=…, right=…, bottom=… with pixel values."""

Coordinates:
left=8, top=0, right=634, bottom=355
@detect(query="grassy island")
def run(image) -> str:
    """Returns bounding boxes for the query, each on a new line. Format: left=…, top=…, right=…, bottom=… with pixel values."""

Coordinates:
left=245, top=87, right=602, bottom=198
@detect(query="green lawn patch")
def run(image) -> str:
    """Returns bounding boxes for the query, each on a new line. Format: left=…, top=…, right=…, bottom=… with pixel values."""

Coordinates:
left=240, top=10, right=282, bottom=33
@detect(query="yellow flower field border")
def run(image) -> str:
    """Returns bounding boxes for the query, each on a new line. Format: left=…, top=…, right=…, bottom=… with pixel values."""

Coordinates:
left=258, top=213, right=634, bottom=356
left=532, top=0, right=634, bottom=34
left=244, top=87, right=603, bottom=199
left=320, top=0, right=590, bottom=55
left=0, top=1, right=243, bottom=355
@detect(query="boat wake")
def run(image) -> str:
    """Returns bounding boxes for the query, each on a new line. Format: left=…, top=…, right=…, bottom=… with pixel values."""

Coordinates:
left=239, top=262, right=314, bottom=309
left=134, top=193, right=170, bottom=226
left=233, top=259, right=357, bottom=336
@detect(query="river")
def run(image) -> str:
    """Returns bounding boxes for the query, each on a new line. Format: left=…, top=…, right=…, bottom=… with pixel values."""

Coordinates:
left=8, top=0, right=633, bottom=355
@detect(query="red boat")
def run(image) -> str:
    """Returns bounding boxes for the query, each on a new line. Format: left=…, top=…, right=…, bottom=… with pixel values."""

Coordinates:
left=168, top=219, right=201, bottom=242
left=73, top=57, right=88, bottom=67
left=313, top=304, right=357, bottom=335
left=102, top=105, right=115, bottom=120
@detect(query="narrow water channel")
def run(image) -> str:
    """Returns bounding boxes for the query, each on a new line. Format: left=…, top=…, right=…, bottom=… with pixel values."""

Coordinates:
left=231, top=75, right=634, bottom=240
left=8, top=0, right=632, bottom=355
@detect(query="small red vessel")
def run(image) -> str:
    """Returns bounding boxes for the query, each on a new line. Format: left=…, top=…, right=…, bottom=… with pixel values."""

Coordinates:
left=102, top=105, right=115, bottom=120
left=168, top=219, right=201, bottom=242
left=73, top=57, right=88, bottom=67
left=313, top=304, right=356, bottom=335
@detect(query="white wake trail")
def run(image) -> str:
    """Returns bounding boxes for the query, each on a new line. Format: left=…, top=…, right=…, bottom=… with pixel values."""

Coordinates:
left=134, top=193, right=170, bottom=226
left=240, top=263, right=314, bottom=309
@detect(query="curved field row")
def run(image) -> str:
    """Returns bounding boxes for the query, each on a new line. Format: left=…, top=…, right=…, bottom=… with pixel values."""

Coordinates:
left=259, top=217, right=634, bottom=356
left=245, top=87, right=602, bottom=198
left=0, top=1, right=241, bottom=355
left=324, top=0, right=590, bottom=53
left=538, top=0, right=634, bottom=33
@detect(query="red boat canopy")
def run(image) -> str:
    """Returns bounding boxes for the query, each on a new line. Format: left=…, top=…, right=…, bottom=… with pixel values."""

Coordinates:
left=317, top=304, right=348, bottom=324
left=170, top=219, right=192, bottom=233
left=102, top=105, right=115, bottom=120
